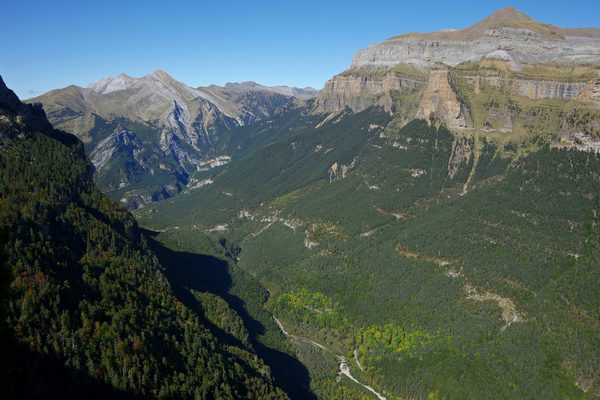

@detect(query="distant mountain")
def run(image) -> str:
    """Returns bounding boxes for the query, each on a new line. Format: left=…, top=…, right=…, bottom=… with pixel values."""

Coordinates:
left=29, top=71, right=315, bottom=208
left=352, top=6, right=600, bottom=69
left=213, top=81, right=318, bottom=100
left=0, top=75, right=289, bottom=399
left=316, top=7, right=600, bottom=146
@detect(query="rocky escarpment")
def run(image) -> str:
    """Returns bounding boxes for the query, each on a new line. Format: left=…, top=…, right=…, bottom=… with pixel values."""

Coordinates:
left=451, top=61, right=600, bottom=133
left=351, top=30, right=600, bottom=70
left=512, top=79, right=588, bottom=100
left=553, top=108, right=600, bottom=153
left=316, top=66, right=426, bottom=113
left=88, top=125, right=189, bottom=208
left=461, top=66, right=594, bottom=101
left=90, top=126, right=142, bottom=171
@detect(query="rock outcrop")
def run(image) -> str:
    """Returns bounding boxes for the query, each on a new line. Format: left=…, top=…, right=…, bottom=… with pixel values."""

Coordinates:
left=553, top=108, right=600, bottom=153
left=513, top=79, right=588, bottom=100
left=416, top=64, right=472, bottom=129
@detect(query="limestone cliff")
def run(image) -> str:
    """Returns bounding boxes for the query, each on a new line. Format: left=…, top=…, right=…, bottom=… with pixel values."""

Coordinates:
left=315, top=66, right=426, bottom=113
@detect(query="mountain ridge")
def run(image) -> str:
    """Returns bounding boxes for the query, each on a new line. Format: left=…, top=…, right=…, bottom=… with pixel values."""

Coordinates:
left=389, top=6, right=600, bottom=41
left=29, top=70, right=316, bottom=208
left=350, top=7, right=600, bottom=69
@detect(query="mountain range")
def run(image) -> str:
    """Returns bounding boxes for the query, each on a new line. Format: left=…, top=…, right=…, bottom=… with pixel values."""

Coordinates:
left=3, top=5, right=600, bottom=400
left=29, top=71, right=316, bottom=208
left=30, top=7, right=600, bottom=211
left=134, top=7, right=600, bottom=398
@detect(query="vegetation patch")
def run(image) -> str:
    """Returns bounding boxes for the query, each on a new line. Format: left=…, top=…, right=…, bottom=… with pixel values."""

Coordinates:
left=355, top=324, right=451, bottom=367
left=304, top=221, right=348, bottom=248
left=273, top=288, right=349, bottom=330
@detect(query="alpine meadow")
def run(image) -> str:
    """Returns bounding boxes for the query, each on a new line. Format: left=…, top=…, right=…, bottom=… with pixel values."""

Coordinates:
left=1, top=3, right=600, bottom=399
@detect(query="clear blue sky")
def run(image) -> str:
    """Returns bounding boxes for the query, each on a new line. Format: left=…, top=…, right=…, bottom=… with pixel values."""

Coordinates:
left=1, top=0, right=598, bottom=99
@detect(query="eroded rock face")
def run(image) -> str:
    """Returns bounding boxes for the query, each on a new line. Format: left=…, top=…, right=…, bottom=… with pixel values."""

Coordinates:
left=553, top=109, right=600, bottom=153
left=513, top=80, right=588, bottom=100
left=316, top=69, right=425, bottom=113
left=578, top=76, right=600, bottom=104
left=416, top=65, right=472, bottom=129
left=329, top=158, right=357, bottom=182
left=90, top=127, right=142, bottom=171
left=447, top=137, right=473, bottom=179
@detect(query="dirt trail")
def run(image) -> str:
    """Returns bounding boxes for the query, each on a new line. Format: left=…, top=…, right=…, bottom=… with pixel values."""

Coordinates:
left=273, top=317, right=386, bottom=400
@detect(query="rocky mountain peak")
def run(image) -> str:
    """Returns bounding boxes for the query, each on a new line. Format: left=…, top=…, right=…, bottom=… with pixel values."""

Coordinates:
left=149, top=69, right=174, bottom=82
left=30, top=69, right=319, bottom=208
left=482, top=6, right=532, bottom=25
left=88, top=73, right=136, bottom=94
left=464, top=6, right=563, bottom=39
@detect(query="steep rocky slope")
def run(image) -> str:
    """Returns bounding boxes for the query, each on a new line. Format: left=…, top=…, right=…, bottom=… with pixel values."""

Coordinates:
left=316, top=7, right=600, bottom=148
left=30, top=71, right=315, bottom=208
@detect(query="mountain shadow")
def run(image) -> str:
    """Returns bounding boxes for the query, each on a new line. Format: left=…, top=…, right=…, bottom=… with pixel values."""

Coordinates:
left=0, top=341, right=145, bottom=400
left=148, top=237, right=317, bottom=400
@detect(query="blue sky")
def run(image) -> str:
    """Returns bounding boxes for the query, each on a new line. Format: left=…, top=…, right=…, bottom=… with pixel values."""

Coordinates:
left=1, top=0, right=598, bottom=99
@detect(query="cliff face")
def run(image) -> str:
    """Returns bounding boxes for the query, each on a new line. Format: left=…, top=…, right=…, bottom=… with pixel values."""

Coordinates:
left=315, top=66, right=426, bottom=113
left=512, top=79, right=588, bottom=100
left=351, top=31, right=600, bottom=70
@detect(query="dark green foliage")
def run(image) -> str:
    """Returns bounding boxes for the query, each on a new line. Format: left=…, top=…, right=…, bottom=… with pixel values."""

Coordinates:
left=138, top=103, right=600, bottom=399
left=0, top=80, right=287, bottom=399
left=148, top=228, right=316, bottom=400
